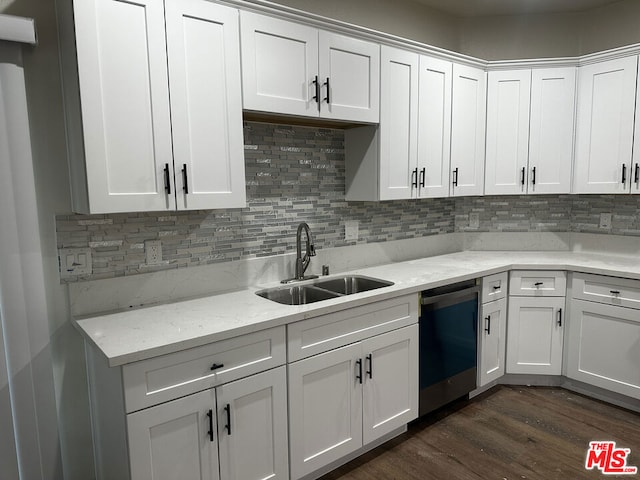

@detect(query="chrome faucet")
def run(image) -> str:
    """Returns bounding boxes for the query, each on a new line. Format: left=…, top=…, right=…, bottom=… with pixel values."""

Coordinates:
left=282, top=222, right=318, bottom=283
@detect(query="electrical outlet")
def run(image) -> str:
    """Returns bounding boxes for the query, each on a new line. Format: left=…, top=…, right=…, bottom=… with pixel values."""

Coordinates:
left=59, top=248, right=92, bottom=278
left=469, top=212, right=480, bottom=229
left=599, top=213, right=612, bottom=229
left=345, top=221, right=359, bottom=241
left=145, top=240, right=163, bottom=265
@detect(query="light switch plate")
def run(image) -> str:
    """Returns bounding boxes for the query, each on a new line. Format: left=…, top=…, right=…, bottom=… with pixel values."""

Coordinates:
left=59, top=248, right=92, bottom=278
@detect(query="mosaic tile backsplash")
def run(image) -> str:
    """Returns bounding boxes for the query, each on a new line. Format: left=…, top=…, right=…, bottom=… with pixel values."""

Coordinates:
left=56, top=122, right=640, bottom=283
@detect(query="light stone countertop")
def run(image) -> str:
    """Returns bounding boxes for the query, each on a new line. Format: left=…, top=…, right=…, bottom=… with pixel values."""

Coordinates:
left=75, top=250, right=640, bottom=367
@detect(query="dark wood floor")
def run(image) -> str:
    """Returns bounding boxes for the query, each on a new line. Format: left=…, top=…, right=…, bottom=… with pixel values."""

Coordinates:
left=319, top=386, right=640, bottom=480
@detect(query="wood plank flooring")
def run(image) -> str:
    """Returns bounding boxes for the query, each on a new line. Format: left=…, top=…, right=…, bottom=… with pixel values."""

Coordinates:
left=319, top=386, right=640, bottom=480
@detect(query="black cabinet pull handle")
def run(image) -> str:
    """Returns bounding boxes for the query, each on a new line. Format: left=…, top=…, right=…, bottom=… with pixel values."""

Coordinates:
left=453, top=167, right=459, bottom=186
left=323, top=77, right=330, bottom=104
left=610, top=290, right=621, bottom=296
left=557, top=308, right=563, bottom=327
left=635, top=163, right=640, bottom=184
left=411, top=168, right=418, bottom=188
left=419, top=168, right=426, bottom=188
left=210, top=363, right=224, bottom=371
left=207, top=409, right=214, bottom=442
left=484, top=315, right=491, bottom=335
left=224, top=404, right=231, bottom=435
left=182, top=164, right=189, bottom=194
left=312, top=75, right=320, bottom=105
left=622, top=164, right=627, bottom=184
left=532, top=166, right=536, bottom=185
left=534, top=282, right=544, bottom=287
left=356, top=358, right=362, bottom=384
left=163, top=164, right=171, bottom=194
left=521, top=167, right=525, bottom=186
left=366, top=354, right=372, bottom=379
left=493, top=285, right=501, bottom=290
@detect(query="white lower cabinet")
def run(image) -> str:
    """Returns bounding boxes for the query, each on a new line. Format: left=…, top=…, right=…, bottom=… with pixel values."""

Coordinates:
left=506, top=296, right=565, bottom=375
left=479, top=297, right=507, bottom=387
left=288, top=325, right=418, bottom=480
left=127, top=366, right=288, bottom=480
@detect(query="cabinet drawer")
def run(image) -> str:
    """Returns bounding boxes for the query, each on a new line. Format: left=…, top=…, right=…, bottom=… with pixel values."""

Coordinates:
left=287, top=294, right=418, bottom=362
left=123, top=326, right=286, bottom=412
left=482, top=272, right=508, bottom=303
left=509, top=270, right=566, bottom=296
left=572, top=273, right=640, bottom=309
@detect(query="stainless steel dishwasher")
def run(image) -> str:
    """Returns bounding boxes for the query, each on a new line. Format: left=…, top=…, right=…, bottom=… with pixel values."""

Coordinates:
left=419, top=279, right=479, bottom=416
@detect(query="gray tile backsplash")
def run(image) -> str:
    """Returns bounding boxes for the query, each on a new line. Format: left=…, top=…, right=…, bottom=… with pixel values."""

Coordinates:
left=56, top=122, right=455, bottom=282
left=56, top=122, right=640, bottom=283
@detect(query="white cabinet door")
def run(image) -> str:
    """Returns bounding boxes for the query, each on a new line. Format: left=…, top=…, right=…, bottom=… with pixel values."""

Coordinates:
left=240, top=12, right=319, bottom=117
left=362, top=325, right=418, bottom=445
left=74, top=0, right=174, bottom=213
left=574, top=56, right=638, bottom=193
left=165, top=0, right=246, bottom=210
left=528, top=67, right=576, bottom=194
left=485, top=69, right=531, bottom=195
left=506, top=296, right=565, bottom=375
left=379, top=46, right=418, bottom=200
left=216, top=367, right=289, bottom=480
left=567, top=299, right=640, bottom=400
left=319, top=31, right=380, bottom=123
left=479, top=298, right=507, bottom=387
left=450, top=64, right=486, bottom=197
left=288, top=343, right=362, bottom=480
left=127, top=388, right=219, bottom=480
left=417, top=56, right=452, bottom=198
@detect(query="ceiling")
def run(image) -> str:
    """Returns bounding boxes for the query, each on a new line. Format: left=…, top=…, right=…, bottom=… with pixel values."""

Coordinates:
left=411, top=0, right=623, bottom=17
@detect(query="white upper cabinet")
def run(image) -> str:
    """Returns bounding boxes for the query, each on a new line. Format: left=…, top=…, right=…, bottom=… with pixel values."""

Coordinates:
left=485, top=67, right=575, bottom=195
left=240, top=12, right=380, bottom=123
left=165, top=0, right=246, bottom=210
left=450, top=64, right=486, bottom=197
left=485, top=69, right=532, bottom=195
left=574, top=56, right=638, bottom=194
left=73, top=0, right=175, bottom=213
left=66, top=0, right=246, bottom=213
left=417, top=56, right=452, bottom=198
left=378, top=46, right=419, bottom=200
left=528, top=68, right=576, bottom=194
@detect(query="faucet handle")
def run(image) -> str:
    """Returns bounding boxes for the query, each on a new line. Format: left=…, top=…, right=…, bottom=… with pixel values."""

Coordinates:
left=309, top=244, right=316, bottom=256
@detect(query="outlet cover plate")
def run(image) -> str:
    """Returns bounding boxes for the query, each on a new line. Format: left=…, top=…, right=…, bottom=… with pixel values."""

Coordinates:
left=600, top=213, right=612, bottom=229
left=469, top=212, right=480, bottom=229
left=145, top=240, right=163, bottom=265
left=59, top=248, right=92, bottom=278
left=345, top=221, right=359, bottom=241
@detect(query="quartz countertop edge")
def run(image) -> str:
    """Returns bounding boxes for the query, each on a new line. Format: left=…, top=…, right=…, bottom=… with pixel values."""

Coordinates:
left=74, top=250, right=640, bottom=367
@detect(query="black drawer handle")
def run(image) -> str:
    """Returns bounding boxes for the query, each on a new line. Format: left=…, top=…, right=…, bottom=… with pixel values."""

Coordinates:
left=356, top=358, right=363, bottom=384
left=224, top=404, right=231, bottom=435
left=610, top=290, right=621, bottom=296
left=366, top=354, right=373, bottom=379
left=492, top=285, right=501, bottom=290
left=557, top=308, right=562, bottom=327
left=210, top=363, right=224, bottom=371
left=534, top=282, right=544, bottom=287
left=484, top=315, right=491, bottom=335
left=207, top=409, right=214, bottom=442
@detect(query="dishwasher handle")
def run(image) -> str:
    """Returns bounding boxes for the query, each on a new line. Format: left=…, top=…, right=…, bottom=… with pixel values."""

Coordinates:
left=420, top=285, right=480, bottom=307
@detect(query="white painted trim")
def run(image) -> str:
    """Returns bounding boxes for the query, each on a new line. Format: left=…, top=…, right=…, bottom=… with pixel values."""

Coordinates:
left=0, top=14, right=36, bottom=45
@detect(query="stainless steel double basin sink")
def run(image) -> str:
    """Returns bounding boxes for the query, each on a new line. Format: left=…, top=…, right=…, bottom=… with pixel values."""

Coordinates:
left=256, top=275, right=394, bottom=305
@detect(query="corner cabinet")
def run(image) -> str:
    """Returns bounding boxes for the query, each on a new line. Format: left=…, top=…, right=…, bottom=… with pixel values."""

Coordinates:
left=506, top=271, right=566, bottom=375
left=485, top=67, right=575, bottom=195
left=59, top=0, right=246, bottom=213
left=479, top=272, right=508, bottom=387
left=240, top=11, right=380, bottom=123
left=574, top=56, right=639, bottom=194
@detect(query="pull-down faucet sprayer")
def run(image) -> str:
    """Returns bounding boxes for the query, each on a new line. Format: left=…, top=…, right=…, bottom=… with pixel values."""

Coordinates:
left=282, top=222, right=318, bottom=283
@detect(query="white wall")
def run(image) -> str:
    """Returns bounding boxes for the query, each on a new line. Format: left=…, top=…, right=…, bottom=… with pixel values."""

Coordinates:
left=0, top=1, right=95, bottom=479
